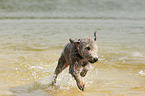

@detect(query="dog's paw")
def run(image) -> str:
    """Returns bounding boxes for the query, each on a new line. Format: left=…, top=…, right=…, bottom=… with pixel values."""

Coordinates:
left=80, top=69, right=87, bottom=77
left=80, top=71, right=86, bottom=77
left=77, top=81, right=85, bottom=91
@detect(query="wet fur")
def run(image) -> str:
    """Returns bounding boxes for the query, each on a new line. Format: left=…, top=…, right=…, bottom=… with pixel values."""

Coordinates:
left=52, top=32, right=98, bottom=91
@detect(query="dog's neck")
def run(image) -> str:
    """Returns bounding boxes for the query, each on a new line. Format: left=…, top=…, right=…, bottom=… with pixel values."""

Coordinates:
left=74, top=46, right=83, bottom=59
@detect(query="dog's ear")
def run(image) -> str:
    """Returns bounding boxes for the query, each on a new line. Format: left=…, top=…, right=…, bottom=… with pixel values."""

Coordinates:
left=94, top=31, right=97, bottom=41
left=69, top=39, right=80, bottom=45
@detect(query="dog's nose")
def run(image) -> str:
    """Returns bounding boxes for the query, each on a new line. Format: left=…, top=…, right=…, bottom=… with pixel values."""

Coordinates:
left=93, top=57, right=98, bottom=62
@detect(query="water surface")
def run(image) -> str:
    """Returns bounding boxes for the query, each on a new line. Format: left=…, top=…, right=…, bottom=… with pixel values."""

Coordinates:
left=0, top=19, right=145, bottom=96
left=0, top=0, right=145, bottom=96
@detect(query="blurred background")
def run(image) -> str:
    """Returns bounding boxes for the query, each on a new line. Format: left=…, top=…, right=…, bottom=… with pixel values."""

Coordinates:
left=0, top=0, right=145, bottom=19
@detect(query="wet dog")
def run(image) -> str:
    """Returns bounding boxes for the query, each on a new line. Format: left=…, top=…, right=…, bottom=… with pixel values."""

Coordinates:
left=52, top=32, right=98, bottom=91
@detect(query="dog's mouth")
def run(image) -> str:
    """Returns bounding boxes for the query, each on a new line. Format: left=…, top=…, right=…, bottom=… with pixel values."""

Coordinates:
left=88, top=60, right=95, bottom=63
left=88, top=57, right=98, bottom=63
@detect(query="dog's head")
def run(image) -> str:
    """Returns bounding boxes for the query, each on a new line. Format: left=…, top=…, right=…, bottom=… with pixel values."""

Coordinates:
left=70, top=32, right=98, bottom=63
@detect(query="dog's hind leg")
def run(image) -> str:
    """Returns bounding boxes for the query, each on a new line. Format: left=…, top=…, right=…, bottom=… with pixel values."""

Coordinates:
left=52, top=53, right=68, bottom=85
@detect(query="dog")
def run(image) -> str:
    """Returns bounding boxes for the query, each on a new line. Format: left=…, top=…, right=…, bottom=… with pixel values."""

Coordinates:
left=52, top=32, right=98, bottom=91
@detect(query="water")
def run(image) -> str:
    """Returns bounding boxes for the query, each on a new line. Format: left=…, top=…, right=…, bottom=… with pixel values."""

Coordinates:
left=0, top=0, right=145, bottom=96
left=0, top=0, right=145, bottom=19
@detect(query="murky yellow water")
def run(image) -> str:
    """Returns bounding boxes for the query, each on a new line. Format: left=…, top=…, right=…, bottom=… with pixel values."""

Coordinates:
left=0, top=19, right=145, bottom=96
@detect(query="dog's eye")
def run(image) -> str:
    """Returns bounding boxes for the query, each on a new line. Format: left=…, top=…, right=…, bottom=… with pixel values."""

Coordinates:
left=85, top=47, right=91, bottom=50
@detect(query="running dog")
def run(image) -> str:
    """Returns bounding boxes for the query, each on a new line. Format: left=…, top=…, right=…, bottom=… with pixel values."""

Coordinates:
left=52, top=32, right=98, bottom=91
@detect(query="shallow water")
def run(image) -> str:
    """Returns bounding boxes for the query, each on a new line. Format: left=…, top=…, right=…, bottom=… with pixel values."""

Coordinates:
left=0, top=0, right=145, bottom=95
left=0, top=19, right=145, bottom=96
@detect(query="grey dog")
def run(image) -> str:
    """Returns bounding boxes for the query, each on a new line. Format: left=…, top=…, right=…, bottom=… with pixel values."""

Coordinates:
left=52, top=32, right=98, bottom=91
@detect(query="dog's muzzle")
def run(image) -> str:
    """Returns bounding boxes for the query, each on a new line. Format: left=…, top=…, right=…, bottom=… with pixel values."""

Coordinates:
left=88, top=57, right=98, bottom=63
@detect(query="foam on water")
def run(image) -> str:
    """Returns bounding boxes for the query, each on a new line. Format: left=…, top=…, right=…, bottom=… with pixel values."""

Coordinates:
left=132, top=52, right=143, bottom=57
left=137, top=70, right=145, bottom=76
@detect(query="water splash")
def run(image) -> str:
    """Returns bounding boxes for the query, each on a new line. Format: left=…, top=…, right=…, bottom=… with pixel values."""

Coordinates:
left=132, top=52, right=143, bottom=57
left=137, top=70, right=145, bottom=76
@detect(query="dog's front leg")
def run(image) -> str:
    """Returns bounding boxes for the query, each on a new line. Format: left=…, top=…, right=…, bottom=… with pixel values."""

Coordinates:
left=69, top=62, right=85, bottom=91
left=80, top=63, right=90, bottom=77
left=80, top=68, right=88, bottom=77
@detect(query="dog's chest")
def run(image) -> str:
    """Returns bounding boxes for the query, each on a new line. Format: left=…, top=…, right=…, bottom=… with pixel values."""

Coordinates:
left=74, top=59, right=88, bottom=69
